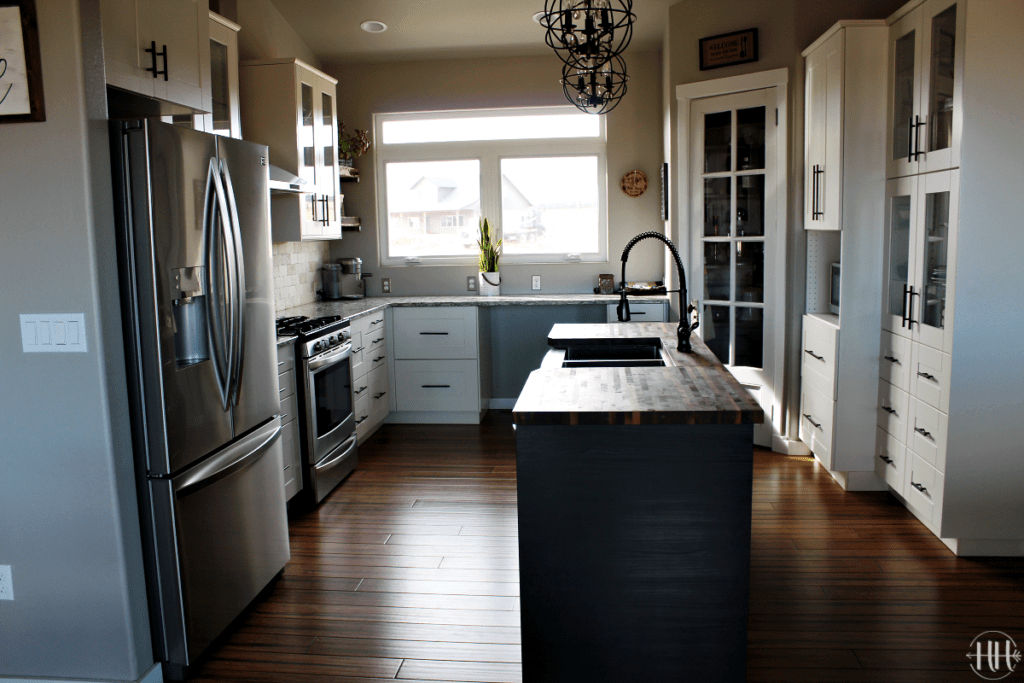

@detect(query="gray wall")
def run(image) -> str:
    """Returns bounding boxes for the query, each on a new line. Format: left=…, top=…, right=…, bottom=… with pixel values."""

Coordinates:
left=237, top=0, right=322, bottom=69
left=0, top=0, right=152, bottom=680
left=324, top=50, right=668, bottom=297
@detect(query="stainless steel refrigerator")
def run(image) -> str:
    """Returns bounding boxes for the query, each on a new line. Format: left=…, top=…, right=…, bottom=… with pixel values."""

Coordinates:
left=111, top=120, right=290, bottom=679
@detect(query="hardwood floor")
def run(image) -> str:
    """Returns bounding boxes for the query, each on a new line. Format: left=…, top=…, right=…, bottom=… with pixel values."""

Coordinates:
left=195, top=412, right=1024, bottom=682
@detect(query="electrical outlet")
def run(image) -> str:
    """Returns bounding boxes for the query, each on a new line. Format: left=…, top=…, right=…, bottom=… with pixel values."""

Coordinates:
left=532, top=275, right=541, bottom=291
left=0, top=565, right=13, bottom=600
left=381, top=278, right=391, bottom=294
left=467, top=276, right=477, bottom=291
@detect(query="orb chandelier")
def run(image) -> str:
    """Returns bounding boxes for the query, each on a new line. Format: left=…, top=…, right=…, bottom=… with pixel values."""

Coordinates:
left=560, top=53, right=629, bottom=115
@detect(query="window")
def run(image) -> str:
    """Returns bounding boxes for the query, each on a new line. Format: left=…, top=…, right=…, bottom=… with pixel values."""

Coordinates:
left=375, top=108, right=607, bottom=266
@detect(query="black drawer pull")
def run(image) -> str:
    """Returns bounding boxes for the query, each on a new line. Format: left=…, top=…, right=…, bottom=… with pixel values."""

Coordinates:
left=354, top=346, right=365, bottom=353
left=373, top=391, right=387, bottom=399
left=881, top=406, right=897, bottom=415
left=355, top=416, right=367, bottom=425
left=805, top=349, right=824, bottom=361
left=878, top=454, right=893, bottom=465
left=917, top=371, right=937, bottom=381
left=420, top=331, right=449, bottom=335
left=372, top=338, right=384, bottom=344
left=803, top=414, right=822, bottom=430
left=372, top=318, right=384, bottom=325
left=422, top=384, right=451, bottom=389
left=911, top=481, right=928, bottom=494
left=914, top=427, right=933, bottom=439
left=354, top=386, right=367, bottom=395
left=884, top=355, right=900, bottom=364
left=373, top=356, right=385, bottom=362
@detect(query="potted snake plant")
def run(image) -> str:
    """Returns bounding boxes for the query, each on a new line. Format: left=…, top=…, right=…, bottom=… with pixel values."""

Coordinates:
left=477, top=217, right=502, bottom=296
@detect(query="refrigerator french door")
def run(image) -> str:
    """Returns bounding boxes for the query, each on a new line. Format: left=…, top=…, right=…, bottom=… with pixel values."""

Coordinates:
left=112, top=120, right=289, bottom=679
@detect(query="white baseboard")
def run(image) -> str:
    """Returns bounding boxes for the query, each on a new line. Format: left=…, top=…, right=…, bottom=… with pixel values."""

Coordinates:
left=815, top=457, right=887, bottom=492
left=0, top=662, right=163, bottom=683
left=949, top=538, right=1024, bottom=557
left=771, top=435, right=811, bottom=455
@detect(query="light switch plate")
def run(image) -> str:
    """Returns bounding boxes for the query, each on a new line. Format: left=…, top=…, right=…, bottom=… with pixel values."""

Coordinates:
left=381, top=278, right=391, bottom=294
left=21, top=314, right=87, bottom=353
left=467, top=276, right=477, bottom=291
left=532, top=275, right=541, bottom=290
left=0, top=565, right=13, bottom=600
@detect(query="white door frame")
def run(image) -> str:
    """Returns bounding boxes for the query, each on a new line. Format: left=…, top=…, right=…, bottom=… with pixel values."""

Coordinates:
left=676, top=68, right=789, bottom=450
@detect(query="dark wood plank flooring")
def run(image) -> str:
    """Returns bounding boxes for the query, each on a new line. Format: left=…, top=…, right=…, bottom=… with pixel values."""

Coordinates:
left=195, top=412, right=1024, bottom=682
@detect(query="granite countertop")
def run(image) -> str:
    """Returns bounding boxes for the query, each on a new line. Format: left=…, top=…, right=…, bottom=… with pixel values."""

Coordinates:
left=513, top=322, right=764, bottom=426
left=277, top=294, right=668, bottom=324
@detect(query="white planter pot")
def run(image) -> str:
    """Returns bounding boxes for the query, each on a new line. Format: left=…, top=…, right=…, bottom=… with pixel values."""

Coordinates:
left=479, top=271, right=501, bottom=296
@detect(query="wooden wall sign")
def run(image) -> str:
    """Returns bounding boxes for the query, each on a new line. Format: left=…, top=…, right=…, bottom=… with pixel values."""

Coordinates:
left=0, top=0, right=45, bottom=123
left=699, top=28, right=759, bottom=71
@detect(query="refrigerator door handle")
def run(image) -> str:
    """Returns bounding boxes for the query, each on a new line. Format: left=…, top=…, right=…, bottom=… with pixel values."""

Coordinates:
left=203, top=157, right=235, bottom=409
left=173, top=417, right=282, bottom=497
left=219, top=159, right=247, bottom=406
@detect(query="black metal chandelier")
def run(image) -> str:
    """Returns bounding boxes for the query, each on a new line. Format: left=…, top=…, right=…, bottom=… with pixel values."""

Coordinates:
left=560, top=53, right=629, bottom=115
left=541, top=0, right=635, bottom=114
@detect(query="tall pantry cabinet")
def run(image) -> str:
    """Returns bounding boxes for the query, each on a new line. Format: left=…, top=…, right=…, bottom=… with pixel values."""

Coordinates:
left=875, top=0, right=1024, bottom=556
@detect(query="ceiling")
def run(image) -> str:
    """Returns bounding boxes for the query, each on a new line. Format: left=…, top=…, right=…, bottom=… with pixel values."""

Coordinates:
left=270, top=0, right=678, bottom=64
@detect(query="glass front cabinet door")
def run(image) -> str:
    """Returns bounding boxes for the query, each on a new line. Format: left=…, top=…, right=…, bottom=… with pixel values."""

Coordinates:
left=882, top=175, right=919, bottom=338
left=886, top=0, right=964, bottom=179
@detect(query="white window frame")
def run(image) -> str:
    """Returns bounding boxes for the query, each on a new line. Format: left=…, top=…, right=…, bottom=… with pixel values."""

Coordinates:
left=374, top=107, right=609, bottom=267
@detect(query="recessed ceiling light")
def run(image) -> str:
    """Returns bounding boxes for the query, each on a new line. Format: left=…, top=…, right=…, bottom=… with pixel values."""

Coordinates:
left=532, top=11, right=546, bottom=24
left=360, top=20, right=388, bottom=33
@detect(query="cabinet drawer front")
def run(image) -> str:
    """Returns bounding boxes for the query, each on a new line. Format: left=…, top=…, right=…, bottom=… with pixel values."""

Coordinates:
left=280, top=393, right=299, bottom=427
left=906, top=451, right=943, bottom=527
left=605, top=302, right=667, bottom=322
left=877, top=379, right=910, bottom=442
left=393, top=307, right=477, bottom=360
left=277, top=343, right=295, bottom=374
left=280, top=419, right=301, bottom=500
left=799, top=383, right=835, bottom=466
left=367, top=343, right=389, bottom=373
left=277, top=368, right=296, bottom=400
left=879, top=331, right=913, bottom=391
left=874, top=426, right=906, bottom=491
left=350, top=330, right=366, bottom=379
left=352, top=374, right=371, bottom=403
left=369, top=363, right=390, bottom=419
left=908, top=397, right=948, bottom=472
left=396, top=360, right=478, bottom=412
left=801, top=316, right=838, bottom=392
left=354, top=393, right=371, bottom=432
left=910, top=343, right=951, bottom=414
left=801, top=359, right=834, bottom=401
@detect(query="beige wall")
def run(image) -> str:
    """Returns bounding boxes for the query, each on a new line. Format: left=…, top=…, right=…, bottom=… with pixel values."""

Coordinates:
left=237, top=0, right=322, bottom=68
left=324, top=51, right=668, bottom=297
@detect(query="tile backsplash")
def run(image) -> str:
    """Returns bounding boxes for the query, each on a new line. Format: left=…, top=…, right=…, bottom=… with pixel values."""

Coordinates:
left=272, top=241, right=330, bottom=313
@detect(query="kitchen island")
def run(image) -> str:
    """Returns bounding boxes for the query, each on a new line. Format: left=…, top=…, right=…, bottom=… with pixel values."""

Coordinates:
left=512, top=323, right=763, bottom=683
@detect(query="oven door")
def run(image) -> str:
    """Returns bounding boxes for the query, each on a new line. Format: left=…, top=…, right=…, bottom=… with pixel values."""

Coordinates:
left=304, top=343, right=354, bottom=464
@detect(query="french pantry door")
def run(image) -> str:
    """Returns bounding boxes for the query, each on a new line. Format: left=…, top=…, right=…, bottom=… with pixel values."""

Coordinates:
left=689, top=89, right=779, bottom=447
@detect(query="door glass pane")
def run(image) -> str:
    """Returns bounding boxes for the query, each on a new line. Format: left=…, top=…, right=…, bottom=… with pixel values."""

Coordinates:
left=703, top=242, right=731, bottom=301
left=888, top=195, right=912, bottom=317
left=501, top=156, right=600, bottom=255
left=928, top=6, right=956, bottom=152
left=300, top=82, right=316, bottom=187
left=736, top=241, right=764, bottom=304
left=385, top=159, right=481, bottom=258
left=893, top=31, right=916, bottom=161
left=210, top=40, right=230, bottom=133
left=921, top=191, right=949, bottom=330
left=736, top=107, right=765, bottom=170
left=736, top=174, right=764, bottom=237
left=703, top=305, right=731, bottom=365
left=704, top=177, right=731, bottom=236
left=704, top=111, right=731, bottom=173
left=735, top=307, right=763, bottom=368
left=322, top=92, right=335, bottom=169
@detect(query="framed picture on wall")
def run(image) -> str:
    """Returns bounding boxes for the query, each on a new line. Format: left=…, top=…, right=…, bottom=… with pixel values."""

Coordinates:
left=699, top=28, right=759, bottom=71
left=0, top=0, right=45, bottom=123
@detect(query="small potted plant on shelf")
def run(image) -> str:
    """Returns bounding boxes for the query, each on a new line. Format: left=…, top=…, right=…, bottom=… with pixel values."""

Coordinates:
left=477, top=217, right=502, bottom=296
left=337, top=123, right=371, bottom=169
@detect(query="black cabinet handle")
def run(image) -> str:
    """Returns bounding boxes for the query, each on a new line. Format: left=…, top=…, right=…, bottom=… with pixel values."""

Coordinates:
left=914, top=427, right=933, bottom=439
left=354, top=346, right=364, bottom=353
left=805, top=349, right=824, bottom=361
left=882, top=406, right=897, bottom=415
left=422, top=384, right=451, bottom=389
left=372, top=319, right=384, bottom=325
left=884, top=355, right=900, bottom=364
left=907, top=286, right=918, bottom=329
left=355, top=416, right=367, bottom=425
left=420, top=331, right=449, bottom=336
left=908, top=116, right=915, bottom=163
left=371, top=338, right=384, bottom=344
left=373, top=356, right=385, bottom=362
left=878, top=454, right=894, bottom=465
left=812, top=165, right=825, bottom=219
left=911, top=481, right=928, bottom=494
left=145, top=42, right=167, bottom=80
left=354, top=386, right=367, bottom=395
left=917, top=371, right=937, bottom=381
left=803, top=414, right=822, bottom=430
left=912, top=115, right=923, bottom=161
left=373, top=391, right=387, bottom=399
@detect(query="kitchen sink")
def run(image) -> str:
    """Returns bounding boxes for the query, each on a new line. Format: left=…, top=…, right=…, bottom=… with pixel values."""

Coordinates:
left=559, top=343, right=668, bottom=368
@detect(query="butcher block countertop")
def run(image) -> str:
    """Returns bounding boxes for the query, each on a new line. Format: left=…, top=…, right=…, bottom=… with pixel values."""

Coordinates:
left=512, top=322, right=764, bottom=426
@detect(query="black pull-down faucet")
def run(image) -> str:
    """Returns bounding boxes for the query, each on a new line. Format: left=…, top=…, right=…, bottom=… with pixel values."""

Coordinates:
left=616, top=231, right=699, bottom=353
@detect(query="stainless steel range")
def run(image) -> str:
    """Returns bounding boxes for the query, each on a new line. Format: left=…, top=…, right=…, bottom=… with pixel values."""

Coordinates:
left=276, top=315, right=357, bottom=503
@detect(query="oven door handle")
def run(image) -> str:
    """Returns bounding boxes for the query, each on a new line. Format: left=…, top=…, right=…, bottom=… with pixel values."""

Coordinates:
left=307, top=343, right=352, bottom=371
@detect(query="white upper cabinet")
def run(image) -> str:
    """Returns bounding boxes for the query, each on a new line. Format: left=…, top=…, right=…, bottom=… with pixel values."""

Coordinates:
left=803, top=29, right=843, bottom=231
left=886, top=0, right=965, bottom=178
left=101, top=0, right=211, bottom=112
left=200, top=12, right=241, bottom=138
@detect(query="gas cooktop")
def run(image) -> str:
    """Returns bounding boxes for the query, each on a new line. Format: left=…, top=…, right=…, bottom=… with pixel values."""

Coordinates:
left=276, top=315, right=345, bottom=339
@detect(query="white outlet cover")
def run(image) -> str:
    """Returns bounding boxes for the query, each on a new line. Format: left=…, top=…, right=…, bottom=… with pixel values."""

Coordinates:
left=532, top=275, right=541, bottom=290
left=21, top=313, right=87, bottom=353
left=0, top=565, right=12, bottom=600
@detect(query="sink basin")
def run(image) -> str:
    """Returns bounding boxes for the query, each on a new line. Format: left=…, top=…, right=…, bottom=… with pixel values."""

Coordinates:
left=560, top=343, right=667, bottom=368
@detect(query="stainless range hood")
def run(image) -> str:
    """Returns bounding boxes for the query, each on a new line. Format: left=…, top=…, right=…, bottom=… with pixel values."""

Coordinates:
left=268, top=164, right=308, bottom=194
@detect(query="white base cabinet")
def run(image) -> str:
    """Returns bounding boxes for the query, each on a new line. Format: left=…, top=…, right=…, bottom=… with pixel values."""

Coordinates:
left=277, top=341, right=301, bottom=501
left=352, top=312, right=389, bottom=443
